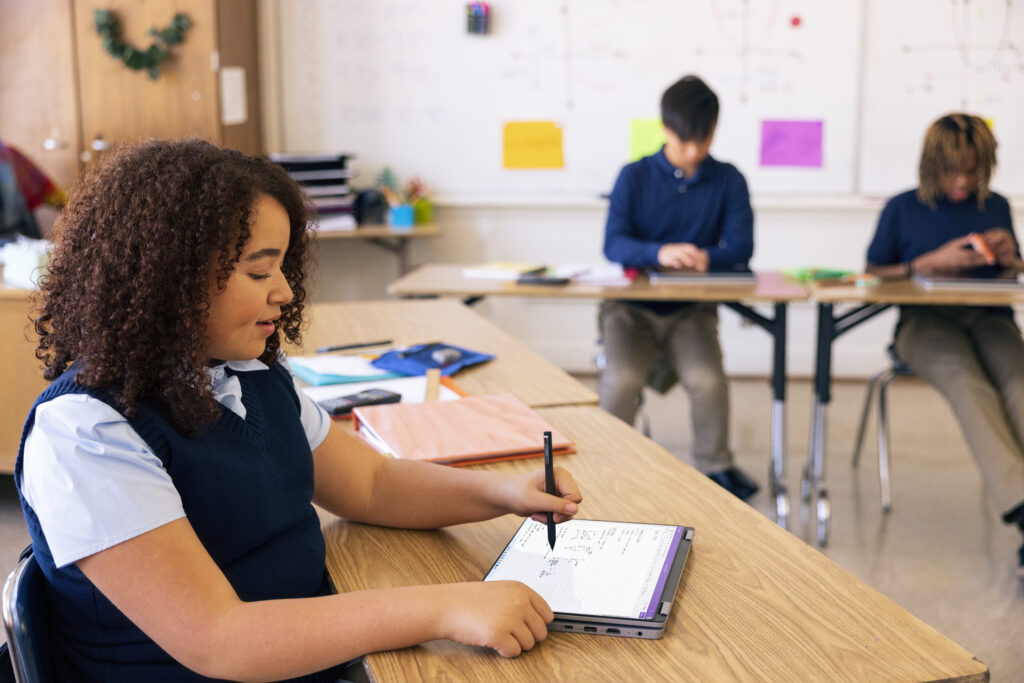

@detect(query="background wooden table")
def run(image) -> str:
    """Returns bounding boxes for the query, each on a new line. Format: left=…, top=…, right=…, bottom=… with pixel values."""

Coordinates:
left=322, top=405, right=987, bottom=682
left=387, top=264, right=808, bottom=303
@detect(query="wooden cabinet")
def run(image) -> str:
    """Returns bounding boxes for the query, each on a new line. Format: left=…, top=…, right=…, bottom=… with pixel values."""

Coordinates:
left=0, top=288, right=48, bottom=474
left=73, top=0, right=263, bottom=162
left=0, top=0, right=83, bottom=189
left=0, top=0, right=262, bottom=472
left=1, top=0, right=262, bottom=186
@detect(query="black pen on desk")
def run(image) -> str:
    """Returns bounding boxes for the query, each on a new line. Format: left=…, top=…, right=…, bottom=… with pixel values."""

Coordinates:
left=315, top=339, right=392, bottom=353
left=544, top=431, right=556, bottom=551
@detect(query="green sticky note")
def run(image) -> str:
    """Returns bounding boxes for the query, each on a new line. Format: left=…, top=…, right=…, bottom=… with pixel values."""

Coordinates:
left=630, top=118, right=665, bottom=161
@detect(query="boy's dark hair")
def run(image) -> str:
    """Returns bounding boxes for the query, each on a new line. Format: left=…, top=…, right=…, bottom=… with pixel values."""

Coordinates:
left=34, top=138, right=313, bottom=434
left=917, top=113, right=997, bottom=209
left=661, top=75, right=719, bottom=142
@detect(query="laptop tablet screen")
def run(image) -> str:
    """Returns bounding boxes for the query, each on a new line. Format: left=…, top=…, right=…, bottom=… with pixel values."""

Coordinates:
left=483, top=519, right=691, bottom=620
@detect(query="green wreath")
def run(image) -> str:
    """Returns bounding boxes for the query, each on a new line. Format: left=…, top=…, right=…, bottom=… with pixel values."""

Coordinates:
left=94, top=9, right=192, bottom=80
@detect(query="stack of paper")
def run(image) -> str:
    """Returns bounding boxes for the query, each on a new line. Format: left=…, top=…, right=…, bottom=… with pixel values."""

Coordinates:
left=353, top=393, right=574, bottom=465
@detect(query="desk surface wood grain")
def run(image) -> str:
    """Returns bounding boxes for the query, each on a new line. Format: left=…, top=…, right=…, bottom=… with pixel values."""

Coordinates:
left=322, top=405, right=987, bottom=682
left=287, top=299, right=598, bottom=408
left=388, top=265, right=809, bottom=303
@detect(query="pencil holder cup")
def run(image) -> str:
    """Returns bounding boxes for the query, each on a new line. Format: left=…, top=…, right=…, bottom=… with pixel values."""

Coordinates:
left=388, top=204, right=414, bottom=229
left=413, top=198, right=432, bottom=225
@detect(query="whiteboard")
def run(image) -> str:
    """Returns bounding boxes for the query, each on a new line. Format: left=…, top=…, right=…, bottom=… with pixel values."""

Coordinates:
left=861, top=0, right=1024, bottom=197
left=275, top=0, right=1021, bottom=199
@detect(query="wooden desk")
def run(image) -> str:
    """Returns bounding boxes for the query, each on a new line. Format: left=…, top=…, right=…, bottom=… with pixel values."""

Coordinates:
left=314, top=224, right=439, bottom=275
left=388, top=265, right=810, bottom=529
left=0, top=282, right=48, bottom=474
left=803, top=277, right=1024, bottom=545
left=323, top=405, right=988, bottom=682
left=288, top=299, right=597, bottom=408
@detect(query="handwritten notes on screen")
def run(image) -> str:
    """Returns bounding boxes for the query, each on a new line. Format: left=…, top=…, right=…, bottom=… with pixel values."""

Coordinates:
left=485, top=519, right=682, bottom=619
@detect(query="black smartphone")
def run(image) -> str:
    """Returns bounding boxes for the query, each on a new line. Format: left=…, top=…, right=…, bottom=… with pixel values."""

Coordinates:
left=317, top=388, right=402, bottom=416
left=517, top=272, right=570, bottom=286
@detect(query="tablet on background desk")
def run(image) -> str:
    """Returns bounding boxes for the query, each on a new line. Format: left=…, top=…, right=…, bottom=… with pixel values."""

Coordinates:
left=483, top=519, right=694, bottom=639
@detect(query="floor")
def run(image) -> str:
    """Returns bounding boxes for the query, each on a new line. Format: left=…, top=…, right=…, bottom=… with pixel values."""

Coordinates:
left=1, top=377, right=1021, bottom=679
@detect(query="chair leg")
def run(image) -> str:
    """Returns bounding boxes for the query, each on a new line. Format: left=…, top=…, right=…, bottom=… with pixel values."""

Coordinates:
left=852, top=370, right=886, bottom=469
left=877, top=370, right=897, bottom=512
left=636, top=390, right=651, bottom=438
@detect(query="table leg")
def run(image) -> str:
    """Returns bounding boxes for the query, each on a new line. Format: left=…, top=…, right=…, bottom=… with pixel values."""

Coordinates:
left=724, top=302, right=789, bottom=529
left=804, top=301, right=892, bottom=546
left=770, top=303, right=789, bottom=529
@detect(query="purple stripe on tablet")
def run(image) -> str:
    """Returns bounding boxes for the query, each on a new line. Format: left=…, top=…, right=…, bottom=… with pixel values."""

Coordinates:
left=642, top=526, right=684, bottom=618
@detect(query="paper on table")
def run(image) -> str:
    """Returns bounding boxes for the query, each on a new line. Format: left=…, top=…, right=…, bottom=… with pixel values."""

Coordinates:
left=551, top=263, right=632, bottom=286
left=301, top=375, right=463, bottom=404
left=288, top=354, right=403, bottom=386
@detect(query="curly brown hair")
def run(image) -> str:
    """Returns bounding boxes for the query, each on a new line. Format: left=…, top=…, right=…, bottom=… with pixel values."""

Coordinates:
left=34, top=138, right=312, bottom=434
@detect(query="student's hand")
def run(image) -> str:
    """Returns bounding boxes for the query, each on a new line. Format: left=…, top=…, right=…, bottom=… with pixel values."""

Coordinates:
left=914, top=235, right=990, bottom=275
left=657, top=243, right=708, bottom=271
left=981, top=228, right=1018, bottom=267
left=497, top=467, right=581, bottom=524
left=439, top=581, right=553, bottom=657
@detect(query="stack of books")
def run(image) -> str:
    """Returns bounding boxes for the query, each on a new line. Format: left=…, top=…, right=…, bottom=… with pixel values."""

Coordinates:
left=270, top=153, right=356, bottom=231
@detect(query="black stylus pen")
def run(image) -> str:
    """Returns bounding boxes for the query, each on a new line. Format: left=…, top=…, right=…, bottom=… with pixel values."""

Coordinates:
left=544, top=431, right=556, bottom=551
left=315, top=339, right=392, bottom=353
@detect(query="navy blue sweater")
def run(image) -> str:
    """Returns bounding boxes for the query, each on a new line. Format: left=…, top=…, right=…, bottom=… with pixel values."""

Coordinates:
left=604, top=149, right=754, bottom=314
left=16, top=363, right=342, bottom=682
left=867, top=189, right=1016, bottom=319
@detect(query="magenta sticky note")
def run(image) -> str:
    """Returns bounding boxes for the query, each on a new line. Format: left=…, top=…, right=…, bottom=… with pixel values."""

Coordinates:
left=760, top=120, right=823, bottom=167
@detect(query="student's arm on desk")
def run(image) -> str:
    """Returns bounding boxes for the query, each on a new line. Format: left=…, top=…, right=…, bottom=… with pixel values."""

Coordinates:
left=603, top=166, right=661, bottom=266
left=74, top=422, right=584, bottom=680
left=77, top=522, right=554, bottom=681
left=311, top=421, right=582, bottom=528
left=867, top=234, right=990, bottom=277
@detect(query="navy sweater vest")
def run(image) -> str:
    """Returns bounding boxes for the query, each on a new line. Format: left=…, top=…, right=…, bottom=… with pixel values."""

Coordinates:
left=15, top=363, right=343, bottom=682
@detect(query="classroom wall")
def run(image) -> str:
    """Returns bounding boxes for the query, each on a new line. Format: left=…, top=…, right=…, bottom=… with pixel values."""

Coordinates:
left=261, top=0, right=1024, bottom=378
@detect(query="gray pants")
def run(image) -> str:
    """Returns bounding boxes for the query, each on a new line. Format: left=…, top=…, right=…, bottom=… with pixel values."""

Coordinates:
left=598, top=301, right=733, bottom=473
left=894, top=306, right=1024, bottom=516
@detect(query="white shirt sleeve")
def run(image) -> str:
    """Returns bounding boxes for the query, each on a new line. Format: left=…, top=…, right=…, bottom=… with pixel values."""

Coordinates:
left=278, top=356, right=332, bottom=451
left=20, top=394, right=186, bottom=568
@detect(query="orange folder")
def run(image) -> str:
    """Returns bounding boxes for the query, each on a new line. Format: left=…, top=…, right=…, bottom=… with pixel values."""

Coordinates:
left=352, top=393, right=575, bottom=466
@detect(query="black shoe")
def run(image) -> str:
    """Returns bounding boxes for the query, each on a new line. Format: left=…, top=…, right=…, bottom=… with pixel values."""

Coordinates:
left=1018, top=545, right=1024, bottom=579
left=707, top=466, right=760, bottom=501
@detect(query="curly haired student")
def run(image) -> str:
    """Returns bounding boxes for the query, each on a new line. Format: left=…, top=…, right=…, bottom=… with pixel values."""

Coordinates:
left=16, top=139, right=583, bottom=681
left=865, top=113, right=1024, bottom=576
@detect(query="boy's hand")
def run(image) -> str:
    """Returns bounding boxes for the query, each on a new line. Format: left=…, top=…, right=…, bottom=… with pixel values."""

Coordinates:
left=497, top=467, right=581, bottom=524
left=658, top=243, right=708, bottom=271
left=439, top=581, right=553, bottom=657
left=914, top=235, right=990, bottom=274
left=981, top=228, right=1018, bottom=266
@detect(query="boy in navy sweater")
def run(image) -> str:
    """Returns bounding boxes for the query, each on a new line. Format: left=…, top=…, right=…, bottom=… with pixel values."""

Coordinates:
left=866, top=113, right=1024, bottom=575
left=601, top=74, right=757, bottom=500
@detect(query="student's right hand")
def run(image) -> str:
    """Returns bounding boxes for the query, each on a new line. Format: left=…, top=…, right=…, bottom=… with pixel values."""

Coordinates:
left=913, top=235, right=990, bottom=275
left=658, top=243, right=708, bottom=271
left=438, top=580, right=553, bottom=657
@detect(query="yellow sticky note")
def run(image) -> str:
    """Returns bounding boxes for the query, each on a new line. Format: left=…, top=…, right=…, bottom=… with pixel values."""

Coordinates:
left=503, top=121, right=564, bottom=169
left=630, top=118, right=665, bottom=161
left=984, top=117, right=995, bottom=134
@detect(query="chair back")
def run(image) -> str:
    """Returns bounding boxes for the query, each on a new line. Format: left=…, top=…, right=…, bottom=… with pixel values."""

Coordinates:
left=2, top=551, right=54, bottom=683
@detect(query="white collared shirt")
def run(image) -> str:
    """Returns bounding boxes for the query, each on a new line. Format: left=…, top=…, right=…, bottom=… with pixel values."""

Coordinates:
left=20, top=355, right=331, bottom=568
